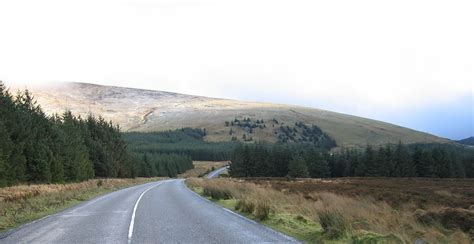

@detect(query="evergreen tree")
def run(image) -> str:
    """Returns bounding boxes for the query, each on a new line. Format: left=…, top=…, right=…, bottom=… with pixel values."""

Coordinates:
left=253, top=144, right=270, bottom=176
left=0, top=82, right=186, bottom=184
left=0, top=121, right=13, bottom=186
left=364, top=145, right=379, bottom=176
left=229, top=144, right=247, bottom=177
left=394, top=141, right=416, bottom=177
left=288, top=155, right=309, bottom=178
left=432, top=148, right=453, bottom=178
left=450, top=152, right=465, bottom=178
left=463, top=155, right=474, bottom=178
left=269, top=145, right=292, bottom=177
left=64, top=112, right=94, bottom=181
left=354, top=153, right=367, bottom=177
left=306, top=149, right=330, bottom=178
left=413, top=147, right=434, bottom=177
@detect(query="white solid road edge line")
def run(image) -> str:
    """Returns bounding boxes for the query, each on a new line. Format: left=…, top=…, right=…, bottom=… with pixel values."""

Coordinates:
left=127, top=181, right=165, bottom=243
left=182, top=180, right=298, bottom=243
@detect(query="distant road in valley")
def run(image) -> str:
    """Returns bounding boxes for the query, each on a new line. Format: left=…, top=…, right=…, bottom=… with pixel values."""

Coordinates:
left=0, top=176, right=295, bottom=243
left=206, top=165, right=229, bottom=179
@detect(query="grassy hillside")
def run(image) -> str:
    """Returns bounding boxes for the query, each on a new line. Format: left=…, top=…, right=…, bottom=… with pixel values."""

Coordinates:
left=7, top=82, right=450, bottom=148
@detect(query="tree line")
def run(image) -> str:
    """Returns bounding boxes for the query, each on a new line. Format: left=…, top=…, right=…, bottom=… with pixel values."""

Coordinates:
left=123, top=129, right=237, bottom=161
left=0, top=82, right=193, bottom=186
left=229, top=142, right=474, bottom=178
left=133, top=153, right=194, bottom=178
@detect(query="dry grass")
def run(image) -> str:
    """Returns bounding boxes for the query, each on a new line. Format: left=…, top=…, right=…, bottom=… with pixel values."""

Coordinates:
left=179, top=161, right=229, bottom=178
left=247, top=177, right=474, bottom=209
left=187, top=178, right=472, bottom=243
left=0, top=178, right=163, bottom=232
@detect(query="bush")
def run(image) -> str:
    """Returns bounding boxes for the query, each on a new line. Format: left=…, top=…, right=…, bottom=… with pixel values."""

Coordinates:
left=255, top=203, right=271, bottom=220
left=203, top=186, right=232, bottom=200
left=235, top=199, right=255, bottom=214
left=318, top=210, right=348, bottom=239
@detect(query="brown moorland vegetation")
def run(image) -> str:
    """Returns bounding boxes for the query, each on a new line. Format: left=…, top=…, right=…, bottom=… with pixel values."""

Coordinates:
left=187, top=177, right=473, bottom=243
left=0, top=178, right=163, bottom=232
left=246, top=177, right=474, bottom=209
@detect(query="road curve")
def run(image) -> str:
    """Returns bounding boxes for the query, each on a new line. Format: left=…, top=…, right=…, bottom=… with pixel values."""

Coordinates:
left=206, top=166, right=229, bottom=179
left=0, top=179, right=296, bottom=243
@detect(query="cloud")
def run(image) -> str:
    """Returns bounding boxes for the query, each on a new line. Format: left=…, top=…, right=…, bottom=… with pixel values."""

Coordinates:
left=0, top=0, right=472, bottom=138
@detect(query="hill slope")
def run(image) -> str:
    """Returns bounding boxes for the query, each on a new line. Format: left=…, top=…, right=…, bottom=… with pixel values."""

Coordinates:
left=457, top=137, right=474, bottom=146
left=7, top=82, right=450, bottom=148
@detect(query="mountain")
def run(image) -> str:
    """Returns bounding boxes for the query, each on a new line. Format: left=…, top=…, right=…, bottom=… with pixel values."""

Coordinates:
left=457, top=137, right=474, bottom=146
left=7, top=82, right=450, bottom=148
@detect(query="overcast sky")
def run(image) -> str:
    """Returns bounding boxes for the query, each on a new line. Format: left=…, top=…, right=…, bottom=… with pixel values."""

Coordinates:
left=0, top=0, right=472, bottom=139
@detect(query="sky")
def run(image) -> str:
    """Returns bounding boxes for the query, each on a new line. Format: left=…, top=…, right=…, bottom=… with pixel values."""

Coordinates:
left=0, top=0, right=472, bottom=140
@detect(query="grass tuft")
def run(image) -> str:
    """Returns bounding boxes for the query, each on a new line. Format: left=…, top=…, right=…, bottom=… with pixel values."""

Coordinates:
left=203, top=186, right=232, bottom=200
left=235, top=199, right=255, bottom=214
left=318, top=210, right=348, bottom=239
left=255, top=203, right=271, bottom=220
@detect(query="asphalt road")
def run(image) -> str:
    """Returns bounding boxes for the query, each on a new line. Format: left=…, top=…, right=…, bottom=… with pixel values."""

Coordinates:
left=0, top=179, right=296, bottom=244
left=206, top=166, right=229, bottom=179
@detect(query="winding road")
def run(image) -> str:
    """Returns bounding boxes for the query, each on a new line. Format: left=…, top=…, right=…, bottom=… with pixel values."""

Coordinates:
left=0, top=169, right=296, bottom=243
left=206, top=166, right=229, bottom=179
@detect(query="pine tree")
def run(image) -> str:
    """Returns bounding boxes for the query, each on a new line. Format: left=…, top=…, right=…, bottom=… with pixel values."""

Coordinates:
left=432, top=148, right=453, bottom=178
left=306, top=149, right=330, bottom=178
left=374, top=147, right=390, bottom=176
left=60, top=111, right=94, bottom=181
left=413, top=147, right=434, bottom=177
left=450, top=152, right=466, bottom=178
left=0, top=121, right=13, bottom=186
left=364, top=145, right=379, bottom=176
left=394, top=141, right=416, bottom=177
left=269, top=145, right=292, bottom=177
left=354, top=152, right=367, bottom=177
left=288, top=155, right=309, bottom=178
left=254, top=144, right=270, bottom=176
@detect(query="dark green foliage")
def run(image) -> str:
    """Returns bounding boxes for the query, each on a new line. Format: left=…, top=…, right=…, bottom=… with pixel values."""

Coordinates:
left=288, top=156, right=310, bottom=178
left=304, top=149, right=329, bottom=178
left=413, top=146, right=434, bottom=177
left=123, top=129, right=228, bottom=177
left=0, top=81, right=171, bottom=186
left=230, top=143, right=309, bottom=178
left=59, top=111, right=94, bottom=181
left=364, top=145, right=378, bottom=176
left=277, top=123, right=336, bottom=149
left=137, top=153, right=193, bottom=178
left=226, top=117, right=266, bottom=136
left=229, top=138, right=474, bottom=179
left=393, top=141, right=417, bottom=177
left=123, top=129, right=236, bottom=161
left=0, top=121, right=13, bottom=187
